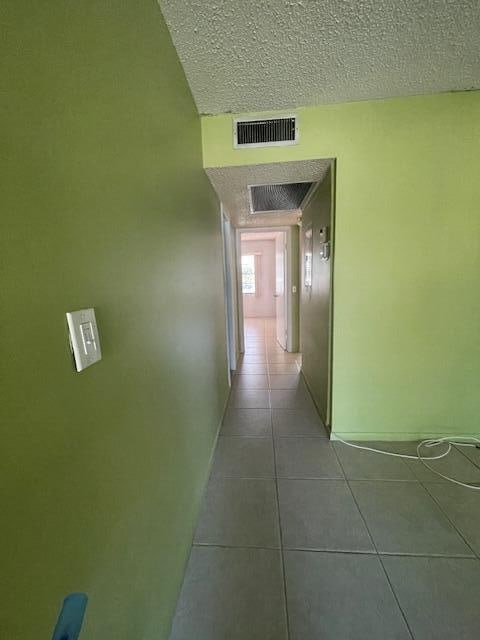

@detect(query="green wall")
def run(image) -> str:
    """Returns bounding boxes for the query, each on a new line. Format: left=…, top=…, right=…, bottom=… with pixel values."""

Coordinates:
left=202, top=92, right=480, bottom=440
left=301, top=169, right=333, bottom=427
left=1, top=2, right=228, bottom=638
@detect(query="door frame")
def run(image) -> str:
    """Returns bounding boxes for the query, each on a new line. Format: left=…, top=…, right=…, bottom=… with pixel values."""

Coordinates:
left=274, top=230, right=288, bottom=350
left=236, top=226, right=298, bottom=353
left=298, top=164, right=336, bottom=428
left=221, top=207, right=239, bottom=383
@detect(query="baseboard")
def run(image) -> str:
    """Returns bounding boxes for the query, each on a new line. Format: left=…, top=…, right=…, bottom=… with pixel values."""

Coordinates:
left=331, top=430, right=479, bottom=442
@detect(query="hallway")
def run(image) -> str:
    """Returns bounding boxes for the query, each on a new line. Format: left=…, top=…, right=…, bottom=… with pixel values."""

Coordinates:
left=3, top=3, right=480, bottom=638
left=169, top=320, right=480, bottom=640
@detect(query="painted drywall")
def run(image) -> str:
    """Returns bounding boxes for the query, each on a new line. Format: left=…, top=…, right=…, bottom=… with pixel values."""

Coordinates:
left=301, top=170, right=333, bottom=426
left=0, top=2, right=228, bottom=639
left=241, top=239, right=276, bottom=318
left=202, top=92, right=480, bottom=439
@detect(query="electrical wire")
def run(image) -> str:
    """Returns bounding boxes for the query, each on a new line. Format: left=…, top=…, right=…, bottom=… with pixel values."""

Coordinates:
left=334, top=436, right=480, bottom=491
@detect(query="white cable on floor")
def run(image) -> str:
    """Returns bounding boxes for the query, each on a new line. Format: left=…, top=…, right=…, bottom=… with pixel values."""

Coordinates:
left=335, top=436, right=480, bottom=491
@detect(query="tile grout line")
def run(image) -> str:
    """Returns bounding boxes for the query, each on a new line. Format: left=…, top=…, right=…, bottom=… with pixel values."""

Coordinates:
left=264, top=320, right=291, bottom=640
left=193, top=542, right=280, bottom=551
left=191, top=542, right=477, bottom=560
left=419, top=480, right=479, bottom=559
left=272, top=412, right=292, bottom=640
left=331, top=447, right=416, bottom=640
left=454, top=443, right=480, bottom=470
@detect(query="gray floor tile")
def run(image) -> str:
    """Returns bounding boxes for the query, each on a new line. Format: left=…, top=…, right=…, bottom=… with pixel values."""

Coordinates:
left=350, top=481, right=473, bottom=556
left=382, top=556, right=480, bottom=640
left=333, top=442, right=417, bottom=480
left=236, top=363, right=268, bottom=375
left=221, top=408, right=271, bottom=437
left=169, top=546, right=288, bottom=640
left=267, top=345, right=287, bottom=353
left=194, top=478, right=280, bottom=548
left=264, top=342, right=281, bottom=349
left=371, top=441, right=420, bottom=456
left=229, top=388, right=270, bottom=409
left=275, top=437, right=343, bottom=478
left=270, top=388, right=315, bottom=410
left=405, top=446, right=480, bottom=484
left=267, top=353, right=301, bottom=364
left=242, top=354, right=268, bottom=364
left=426, top=483, right=480, bottom=555
left=268, top=363, right=300, bottom=374
left=272, top=408, right=327, bottom=437
left=455, top=443, right=480, bottom=469
left=233, top=374, right=269, bottom=389
left=269, top=374, right=304, bottom=389
left=285, top=550, right=411, bottom=640
left=211, top=437, right=275, bottom=478
left=278, top=479, right=374, bottom=552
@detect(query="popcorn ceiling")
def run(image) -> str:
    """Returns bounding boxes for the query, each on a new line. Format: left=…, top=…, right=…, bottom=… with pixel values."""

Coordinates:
left=158, top=0, right=480, bottom=115
left=206, top=159, right=332, bottom=227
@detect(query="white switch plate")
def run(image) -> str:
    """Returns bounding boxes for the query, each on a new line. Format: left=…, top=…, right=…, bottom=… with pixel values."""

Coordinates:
left=66, top=308, right=102, bottom=372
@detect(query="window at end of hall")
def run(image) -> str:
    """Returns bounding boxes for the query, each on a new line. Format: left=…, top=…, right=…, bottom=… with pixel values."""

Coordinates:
left=241, top=254, right=256, bottom=294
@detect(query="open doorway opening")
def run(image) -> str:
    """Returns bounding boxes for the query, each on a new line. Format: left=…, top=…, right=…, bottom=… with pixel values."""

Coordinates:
left=238, top=227, right=302, bottom=371
left=208, top=159, right=334, bottom=429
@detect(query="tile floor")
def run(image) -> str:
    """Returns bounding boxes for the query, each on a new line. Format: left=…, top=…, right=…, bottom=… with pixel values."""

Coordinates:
left=169, top=318, right=480, bottom=640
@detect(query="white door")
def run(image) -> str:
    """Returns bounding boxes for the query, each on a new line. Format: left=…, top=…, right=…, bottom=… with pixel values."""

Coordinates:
left=275, top=232, right=287, bottom=349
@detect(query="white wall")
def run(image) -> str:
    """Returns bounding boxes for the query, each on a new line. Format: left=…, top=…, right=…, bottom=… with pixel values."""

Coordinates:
left=242, top=239, right=276, bottom=317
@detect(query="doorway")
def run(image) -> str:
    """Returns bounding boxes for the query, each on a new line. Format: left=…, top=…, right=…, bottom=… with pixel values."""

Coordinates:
left=300, top=166, right=334, bottom=427
left=221, top=209, right=238, bottom=383
left=208, top=159, right=334, bottom=428
left=238, top=228, right=300, bottom=357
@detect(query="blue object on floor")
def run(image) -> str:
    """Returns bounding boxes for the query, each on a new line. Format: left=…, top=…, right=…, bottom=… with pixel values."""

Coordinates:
left=52, top=593, right=88, bottom=640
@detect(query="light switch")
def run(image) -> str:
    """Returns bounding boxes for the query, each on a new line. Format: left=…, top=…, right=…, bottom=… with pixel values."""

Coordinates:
left=80, top=322, right=96, bottom=354
left=66, top=308, right=102, bottom=372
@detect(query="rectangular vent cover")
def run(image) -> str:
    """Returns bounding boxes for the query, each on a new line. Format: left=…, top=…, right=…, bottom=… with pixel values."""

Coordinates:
left=250, top=182, right=313, bottom=214
left=234, top=116, right=298, bottom=148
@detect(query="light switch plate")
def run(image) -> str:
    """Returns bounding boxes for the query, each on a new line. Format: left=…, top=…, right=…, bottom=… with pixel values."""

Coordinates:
left=66, top=308, right=102, bottom=372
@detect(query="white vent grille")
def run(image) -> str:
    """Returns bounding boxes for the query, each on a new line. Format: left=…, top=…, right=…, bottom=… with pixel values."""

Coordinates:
left=234, top=115, right=298, bottom=148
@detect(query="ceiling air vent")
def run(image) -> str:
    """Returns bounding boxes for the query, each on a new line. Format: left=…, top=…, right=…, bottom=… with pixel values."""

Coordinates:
left=234, top=115, right=298, bottom=148
left=249, top=182, right=313, bottom=214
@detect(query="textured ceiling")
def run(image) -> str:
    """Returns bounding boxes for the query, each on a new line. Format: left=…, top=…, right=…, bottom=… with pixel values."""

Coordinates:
left=158, top=0, right=480, bottom=114
left=241, top=232, right=282, bottom=241
left=206, top=159, right=331, bottom=228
